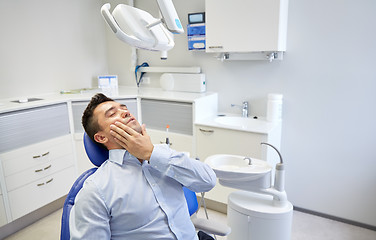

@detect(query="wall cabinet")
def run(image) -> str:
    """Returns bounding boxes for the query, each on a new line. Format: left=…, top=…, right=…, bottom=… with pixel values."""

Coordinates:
left=195, top=124, right=281, bottom=204
left=205, top=0, right=289, bottom=53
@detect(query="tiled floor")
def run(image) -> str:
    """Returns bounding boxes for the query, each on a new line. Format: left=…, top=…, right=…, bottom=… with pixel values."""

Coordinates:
left=4, top=207, right=376, bottom=240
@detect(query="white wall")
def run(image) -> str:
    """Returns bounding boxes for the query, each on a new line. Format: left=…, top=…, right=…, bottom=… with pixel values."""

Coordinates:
left=105, top=0, right=376, bottom=227
left=0, top=0, right=108, bottom=99
left=0, top=0, right=375, bottom=227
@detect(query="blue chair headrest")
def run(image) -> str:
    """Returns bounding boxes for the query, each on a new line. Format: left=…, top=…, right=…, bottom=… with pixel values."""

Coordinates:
left=83, top=132, right=109, bottom=167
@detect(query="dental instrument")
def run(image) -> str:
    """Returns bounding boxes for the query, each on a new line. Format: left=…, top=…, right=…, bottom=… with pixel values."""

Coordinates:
left=165, top=124, right=170, bottom=146
left=100, top=0, right=183, bottom=60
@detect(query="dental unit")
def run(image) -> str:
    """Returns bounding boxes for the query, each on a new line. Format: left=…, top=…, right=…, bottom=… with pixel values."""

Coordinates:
left=205, top=143, right=293, bottom=240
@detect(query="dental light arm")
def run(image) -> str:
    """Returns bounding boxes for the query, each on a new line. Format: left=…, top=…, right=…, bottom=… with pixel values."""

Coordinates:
left=101, top=0, right=183, bottom=58
left=156, top=0, right=183, bottom=33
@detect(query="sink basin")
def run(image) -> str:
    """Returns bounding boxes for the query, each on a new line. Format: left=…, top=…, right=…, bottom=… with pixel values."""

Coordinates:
left=205, top=154, right=272, bottom=180
left=205, top=154, right=272, bottom=190
left=215, top=116, right=267, bottom=130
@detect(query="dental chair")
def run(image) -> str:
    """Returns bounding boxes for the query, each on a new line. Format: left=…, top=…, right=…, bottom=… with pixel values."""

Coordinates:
left=60, top=133, right=230, bottom=240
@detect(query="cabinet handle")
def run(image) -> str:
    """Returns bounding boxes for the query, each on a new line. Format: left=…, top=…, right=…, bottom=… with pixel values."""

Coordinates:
left=37, top=183, right=45, bottom=187
left=42, top=152, right=50, bottom=157
left=35, top=164, right=51, bottom=173
left=46, top=178, right=54, bottom=184
left=199, top=128, right=214, bottom=133
left=32, top=151, right=49, bottom=159
left=44, top=164, right=52, bottom=170
left=208, top=46, right=223, bottom=49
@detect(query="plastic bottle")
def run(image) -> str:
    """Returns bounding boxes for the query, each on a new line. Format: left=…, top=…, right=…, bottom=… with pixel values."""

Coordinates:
left=267, top=94, right=283, bottom=122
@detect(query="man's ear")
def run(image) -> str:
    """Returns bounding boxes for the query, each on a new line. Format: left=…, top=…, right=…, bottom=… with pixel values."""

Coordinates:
left=94, top=132, right=108, bottom=144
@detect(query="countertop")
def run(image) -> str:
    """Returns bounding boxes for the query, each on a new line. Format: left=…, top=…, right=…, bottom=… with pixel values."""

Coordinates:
left=0, top=87, right=277, bottom=134
left=0, top=86, right=217, bottom=114
left=195, top=113, right=281, bottom=134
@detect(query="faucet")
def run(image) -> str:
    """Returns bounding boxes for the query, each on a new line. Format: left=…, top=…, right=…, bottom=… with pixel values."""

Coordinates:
left=231, top=101, right=249, bottom=117
left=244, top=157, right=252, bottom=165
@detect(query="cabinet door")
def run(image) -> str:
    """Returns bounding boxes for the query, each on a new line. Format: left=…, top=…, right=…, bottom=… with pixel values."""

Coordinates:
left=205, top=0, right=288, bottom=52
left=141, top=99, right=193, bottom=135
left=195, top=125, right=267, bottom=204
left=196, top=126, right=266, bottom=160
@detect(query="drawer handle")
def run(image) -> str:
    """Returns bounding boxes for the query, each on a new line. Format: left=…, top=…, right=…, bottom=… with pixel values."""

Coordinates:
left=44, top=164, right=52, bottom=170
left=32, top=152, right=49, bottom=159
left=35, top=168, right=43, bottom=173
left=46, top=178, right=54, bottom=184
left=199, top=128, right=214, bottom=133
left=37, top=183, right=45, bottom=187
left=42, top=152, right=50, bottom=157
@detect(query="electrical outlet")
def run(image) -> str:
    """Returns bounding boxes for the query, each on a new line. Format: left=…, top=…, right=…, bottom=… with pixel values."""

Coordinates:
left=142, top=77, right=150, bottom=85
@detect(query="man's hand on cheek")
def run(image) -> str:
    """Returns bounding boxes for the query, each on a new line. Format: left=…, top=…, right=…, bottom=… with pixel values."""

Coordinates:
left=110, top=122, right=154, bottom=161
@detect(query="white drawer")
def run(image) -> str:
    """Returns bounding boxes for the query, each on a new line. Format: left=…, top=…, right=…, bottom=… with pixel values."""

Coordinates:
left=1, top=135, right=72, bottom=177
left=8, top=166, right=76, bottom=221
left=5, top=154, right=74, bottom=191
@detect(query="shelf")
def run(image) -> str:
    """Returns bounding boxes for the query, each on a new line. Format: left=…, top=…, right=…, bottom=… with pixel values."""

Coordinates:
left=138, top=66, right=201, bottom=73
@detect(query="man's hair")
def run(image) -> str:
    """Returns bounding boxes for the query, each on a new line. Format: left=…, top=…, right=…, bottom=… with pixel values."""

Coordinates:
left=82, top=93, right=114, bottom=143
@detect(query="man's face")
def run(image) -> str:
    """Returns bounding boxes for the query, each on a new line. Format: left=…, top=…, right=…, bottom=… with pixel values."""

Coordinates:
left=93, top=101, right=141, bottom=148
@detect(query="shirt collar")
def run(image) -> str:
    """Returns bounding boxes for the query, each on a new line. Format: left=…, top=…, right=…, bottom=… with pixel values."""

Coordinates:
left=108, top=149, right=142, bottom=166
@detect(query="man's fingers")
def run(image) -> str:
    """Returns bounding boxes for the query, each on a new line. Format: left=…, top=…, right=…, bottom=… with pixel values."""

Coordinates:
left=114, top=121, right=139, bottom=136
left=110, top=126, right=128, bottom=142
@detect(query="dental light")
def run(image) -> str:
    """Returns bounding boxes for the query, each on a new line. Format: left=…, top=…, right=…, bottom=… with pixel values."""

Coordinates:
left=101, top=0, right=184, bottom=60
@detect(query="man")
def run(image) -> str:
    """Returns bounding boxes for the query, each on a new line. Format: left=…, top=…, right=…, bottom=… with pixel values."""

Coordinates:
left=69, top=93, right=217, bottom=240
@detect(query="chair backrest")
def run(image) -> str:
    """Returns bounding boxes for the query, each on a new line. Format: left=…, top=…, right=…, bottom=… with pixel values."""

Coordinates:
left=61, top=133, right=199, bottom=239
left=60, top=133, right=107, bottom=240
left=183, top=186, right=199, bottom=216
left=83, top=132, right=108, bottom=167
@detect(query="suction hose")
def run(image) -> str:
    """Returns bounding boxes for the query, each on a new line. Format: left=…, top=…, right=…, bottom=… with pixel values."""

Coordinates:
left=261, top=142, right=285, bottom=192
left=260, top=142, right=283, bottom=164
